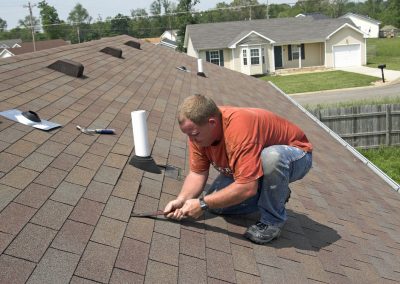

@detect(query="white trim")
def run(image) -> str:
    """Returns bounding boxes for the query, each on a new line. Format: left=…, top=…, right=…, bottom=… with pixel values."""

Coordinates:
left=229, top=30, right=275, bottom=48
left=0, top=49, right=14, bottom=58
left=269, top=82, right=400, bottom=192
left=326, top=23, right=366, bottom=39
left=12, top=43, right=21, bottom=48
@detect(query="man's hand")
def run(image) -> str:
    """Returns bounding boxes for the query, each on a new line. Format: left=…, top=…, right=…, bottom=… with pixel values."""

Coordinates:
left=165, top=198, right=204, bottom=220
left=180, top=198, right=203, bottom=219
left=164, top=198, right=185, bottom=220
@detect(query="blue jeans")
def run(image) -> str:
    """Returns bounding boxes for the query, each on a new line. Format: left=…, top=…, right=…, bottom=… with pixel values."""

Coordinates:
left=205, top=145, right=312, bottom=227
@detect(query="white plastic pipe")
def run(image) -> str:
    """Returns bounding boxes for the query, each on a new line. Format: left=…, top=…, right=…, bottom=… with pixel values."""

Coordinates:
left=197, top=58, right=204, bottom=73
left=131, top=110, right=150, bottom=157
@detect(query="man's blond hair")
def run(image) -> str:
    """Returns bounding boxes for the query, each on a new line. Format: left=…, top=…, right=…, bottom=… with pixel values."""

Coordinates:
left=178, top=94, right=221, bottom=125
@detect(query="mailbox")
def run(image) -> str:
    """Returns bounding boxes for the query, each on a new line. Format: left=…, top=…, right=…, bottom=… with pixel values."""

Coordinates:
left=378, top=64, right=386, bottom=82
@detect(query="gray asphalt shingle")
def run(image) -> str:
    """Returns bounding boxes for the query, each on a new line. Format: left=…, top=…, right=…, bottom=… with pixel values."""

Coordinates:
left=0, top=34, right=399, bottom=283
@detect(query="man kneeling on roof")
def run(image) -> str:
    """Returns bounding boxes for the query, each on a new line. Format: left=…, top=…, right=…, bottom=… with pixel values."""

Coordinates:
left=164, top=94, right=313, bottom=244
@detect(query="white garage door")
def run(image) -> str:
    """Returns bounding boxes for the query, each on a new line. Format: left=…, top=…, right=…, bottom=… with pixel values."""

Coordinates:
left=333, top=44, right=361, bottom=67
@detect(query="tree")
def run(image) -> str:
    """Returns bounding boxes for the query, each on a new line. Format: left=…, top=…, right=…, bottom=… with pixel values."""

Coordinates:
left=38, top=1, right=64, bottom=39
left=68, top=3, right=91, bottom=24
left=176, top=0, right=199, bottom=51
left=150, top=0, right=162, bottom=15
left=0, top=18, right=7, bottom=31
left=111, top=13, right=130, bottom=35
left=130, top=9, right=151, bottom=38
left=68, top=3, right=91, bottom=43
left=18, top=15, right=41, bottom=32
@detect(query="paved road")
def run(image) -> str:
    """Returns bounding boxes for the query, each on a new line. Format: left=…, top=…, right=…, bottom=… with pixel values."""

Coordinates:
left=290, top=66, right=400, bottom=106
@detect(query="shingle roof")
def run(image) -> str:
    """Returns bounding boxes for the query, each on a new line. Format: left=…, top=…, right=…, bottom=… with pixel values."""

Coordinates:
left=186, top=17, right=356, bottom=50
left=1, top=35, right=400, bottom=283
left=0, top=39, right=22, bottom=48
left=341, top=12, right=381, bottom=25
left=7, top=39, right=69, bottom=56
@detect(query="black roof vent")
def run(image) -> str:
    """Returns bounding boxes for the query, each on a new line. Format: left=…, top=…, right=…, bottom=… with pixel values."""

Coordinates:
left=100, top=46, right=123, bottom=58
left=48, top=59, right=84, bottom=78
left=124, top=41, right=141, bottom=49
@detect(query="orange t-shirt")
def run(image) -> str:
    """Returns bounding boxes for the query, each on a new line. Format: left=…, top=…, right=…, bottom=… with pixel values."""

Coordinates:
left=189, top=107, right=313, bottom=184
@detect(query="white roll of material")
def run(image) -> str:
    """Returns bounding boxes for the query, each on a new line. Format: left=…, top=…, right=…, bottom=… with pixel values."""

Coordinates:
left=197, top=58, right=203, bottom=73
left=131, top=110, right=150, bottom=157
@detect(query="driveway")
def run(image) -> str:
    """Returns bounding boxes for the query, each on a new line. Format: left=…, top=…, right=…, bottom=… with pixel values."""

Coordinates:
left=291, top=66, right=400, bottom=107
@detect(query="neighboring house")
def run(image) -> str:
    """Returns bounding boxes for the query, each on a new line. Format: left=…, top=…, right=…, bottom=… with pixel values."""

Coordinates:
left=0, top=39, right=69, bottom=58
left=184, top=17, right=367, bottom=76
left=0, top=39, right=22, bottom=49
left=160, top=29, right=178, bottom=41
left=295, top=13, right=330, bottom=20
left=0, top=48, right=15, bottom=59
left=160, top=29, right=178, bottom=50
left=379, top=25, right=399, bottom=38
left=340, top=12, right=380, bottom=38
left=159, top=38, right=178, bottom=50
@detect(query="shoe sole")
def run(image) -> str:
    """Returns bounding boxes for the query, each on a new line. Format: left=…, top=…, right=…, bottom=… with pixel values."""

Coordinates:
left=243, top=231, right=281, bottom=245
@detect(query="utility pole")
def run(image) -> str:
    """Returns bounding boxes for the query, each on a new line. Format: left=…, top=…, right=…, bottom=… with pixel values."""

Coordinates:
left=23, top=2, right=37, bottom=52
left=266, top=0, right=269, bottom=19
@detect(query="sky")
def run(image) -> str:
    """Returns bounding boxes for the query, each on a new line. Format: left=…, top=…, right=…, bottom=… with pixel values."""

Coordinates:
left=0, top=0, right=296, bottom=30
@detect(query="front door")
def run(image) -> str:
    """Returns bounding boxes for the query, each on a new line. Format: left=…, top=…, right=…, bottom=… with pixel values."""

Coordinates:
left=274, top=46, right=282, bottom=68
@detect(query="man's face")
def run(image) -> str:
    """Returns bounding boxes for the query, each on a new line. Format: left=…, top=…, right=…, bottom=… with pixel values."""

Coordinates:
left=179, top=118, right=220, bottom=147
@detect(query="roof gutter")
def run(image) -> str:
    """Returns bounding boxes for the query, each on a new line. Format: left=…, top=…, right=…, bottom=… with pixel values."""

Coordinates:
left=269, top=82, right=400, bottom=193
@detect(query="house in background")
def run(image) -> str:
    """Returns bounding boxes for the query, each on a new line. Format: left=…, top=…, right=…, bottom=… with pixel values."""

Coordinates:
left=295, top=13, right=330, bottom=20
left=340, top=12, right=380, bottom=38
left=379, top=25, right=399, bottom=38
left=159, top=29, right=178, bottom=50
left=160, top=29, right=178, bottom=42
left=0, top=39, right=22, bottom=49
left=184, top=17, right=366, bottom=76
left=142, top=30, right=178, bottom=50
left=0, top=39, right=69, bottom=59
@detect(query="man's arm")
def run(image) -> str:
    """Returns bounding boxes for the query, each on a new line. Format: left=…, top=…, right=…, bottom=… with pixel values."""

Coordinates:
left=179, top=179, right=258, bottom=220
left=164, top=170, right=208, bottom=219
left=204, top=180, right=258, bottom=209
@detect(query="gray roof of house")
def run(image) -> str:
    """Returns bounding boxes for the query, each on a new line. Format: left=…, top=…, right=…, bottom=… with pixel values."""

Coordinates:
left=186, top=17, right=356, bottom=50
left=0, top=39, right=22, bottom=48
left=340, top=12, right=381, bottom=25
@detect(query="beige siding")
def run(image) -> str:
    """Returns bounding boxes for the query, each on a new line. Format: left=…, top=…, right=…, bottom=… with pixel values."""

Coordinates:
left=326, top=27, right=365, bottom=67
left=281, top=43, right=324, bottom=69
left=186, top=37, right=197, bottom=58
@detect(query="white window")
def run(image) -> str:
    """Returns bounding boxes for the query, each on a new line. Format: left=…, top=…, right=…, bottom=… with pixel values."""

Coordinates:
left=209, top=50, right=220, bottom=65
left=250, top=48, right=260, bottom=65
left=242, top=49, right=247, bottom=65
left=292, top=45, right=300, bottom=60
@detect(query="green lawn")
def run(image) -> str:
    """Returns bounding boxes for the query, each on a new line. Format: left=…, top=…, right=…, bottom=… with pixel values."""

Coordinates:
left=358, top=146, right=400, bottom=184
left=260, top=70, right=378, bottom=94
left=367, top=37, right=400, bottom=70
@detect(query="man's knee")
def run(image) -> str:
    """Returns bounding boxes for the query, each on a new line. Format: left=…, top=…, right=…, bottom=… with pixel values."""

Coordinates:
left=261, top=147, right=283, bottom=177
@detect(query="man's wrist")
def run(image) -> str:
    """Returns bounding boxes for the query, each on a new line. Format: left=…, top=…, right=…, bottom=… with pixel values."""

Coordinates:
left=199, top=196, right=209, bottom=210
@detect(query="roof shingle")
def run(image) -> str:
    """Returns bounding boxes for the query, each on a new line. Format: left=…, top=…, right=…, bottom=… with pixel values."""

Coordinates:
left=0, top=34, right=400, bottom=283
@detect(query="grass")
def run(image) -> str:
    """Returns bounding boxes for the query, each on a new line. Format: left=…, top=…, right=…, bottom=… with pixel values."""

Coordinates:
left=304, top=96, right=400, bottom=111
left=260, top=70, right=378, bottom=94
left=358, top=146, right=400, bottom=184
left=367, top=37, right=400, bottom=70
